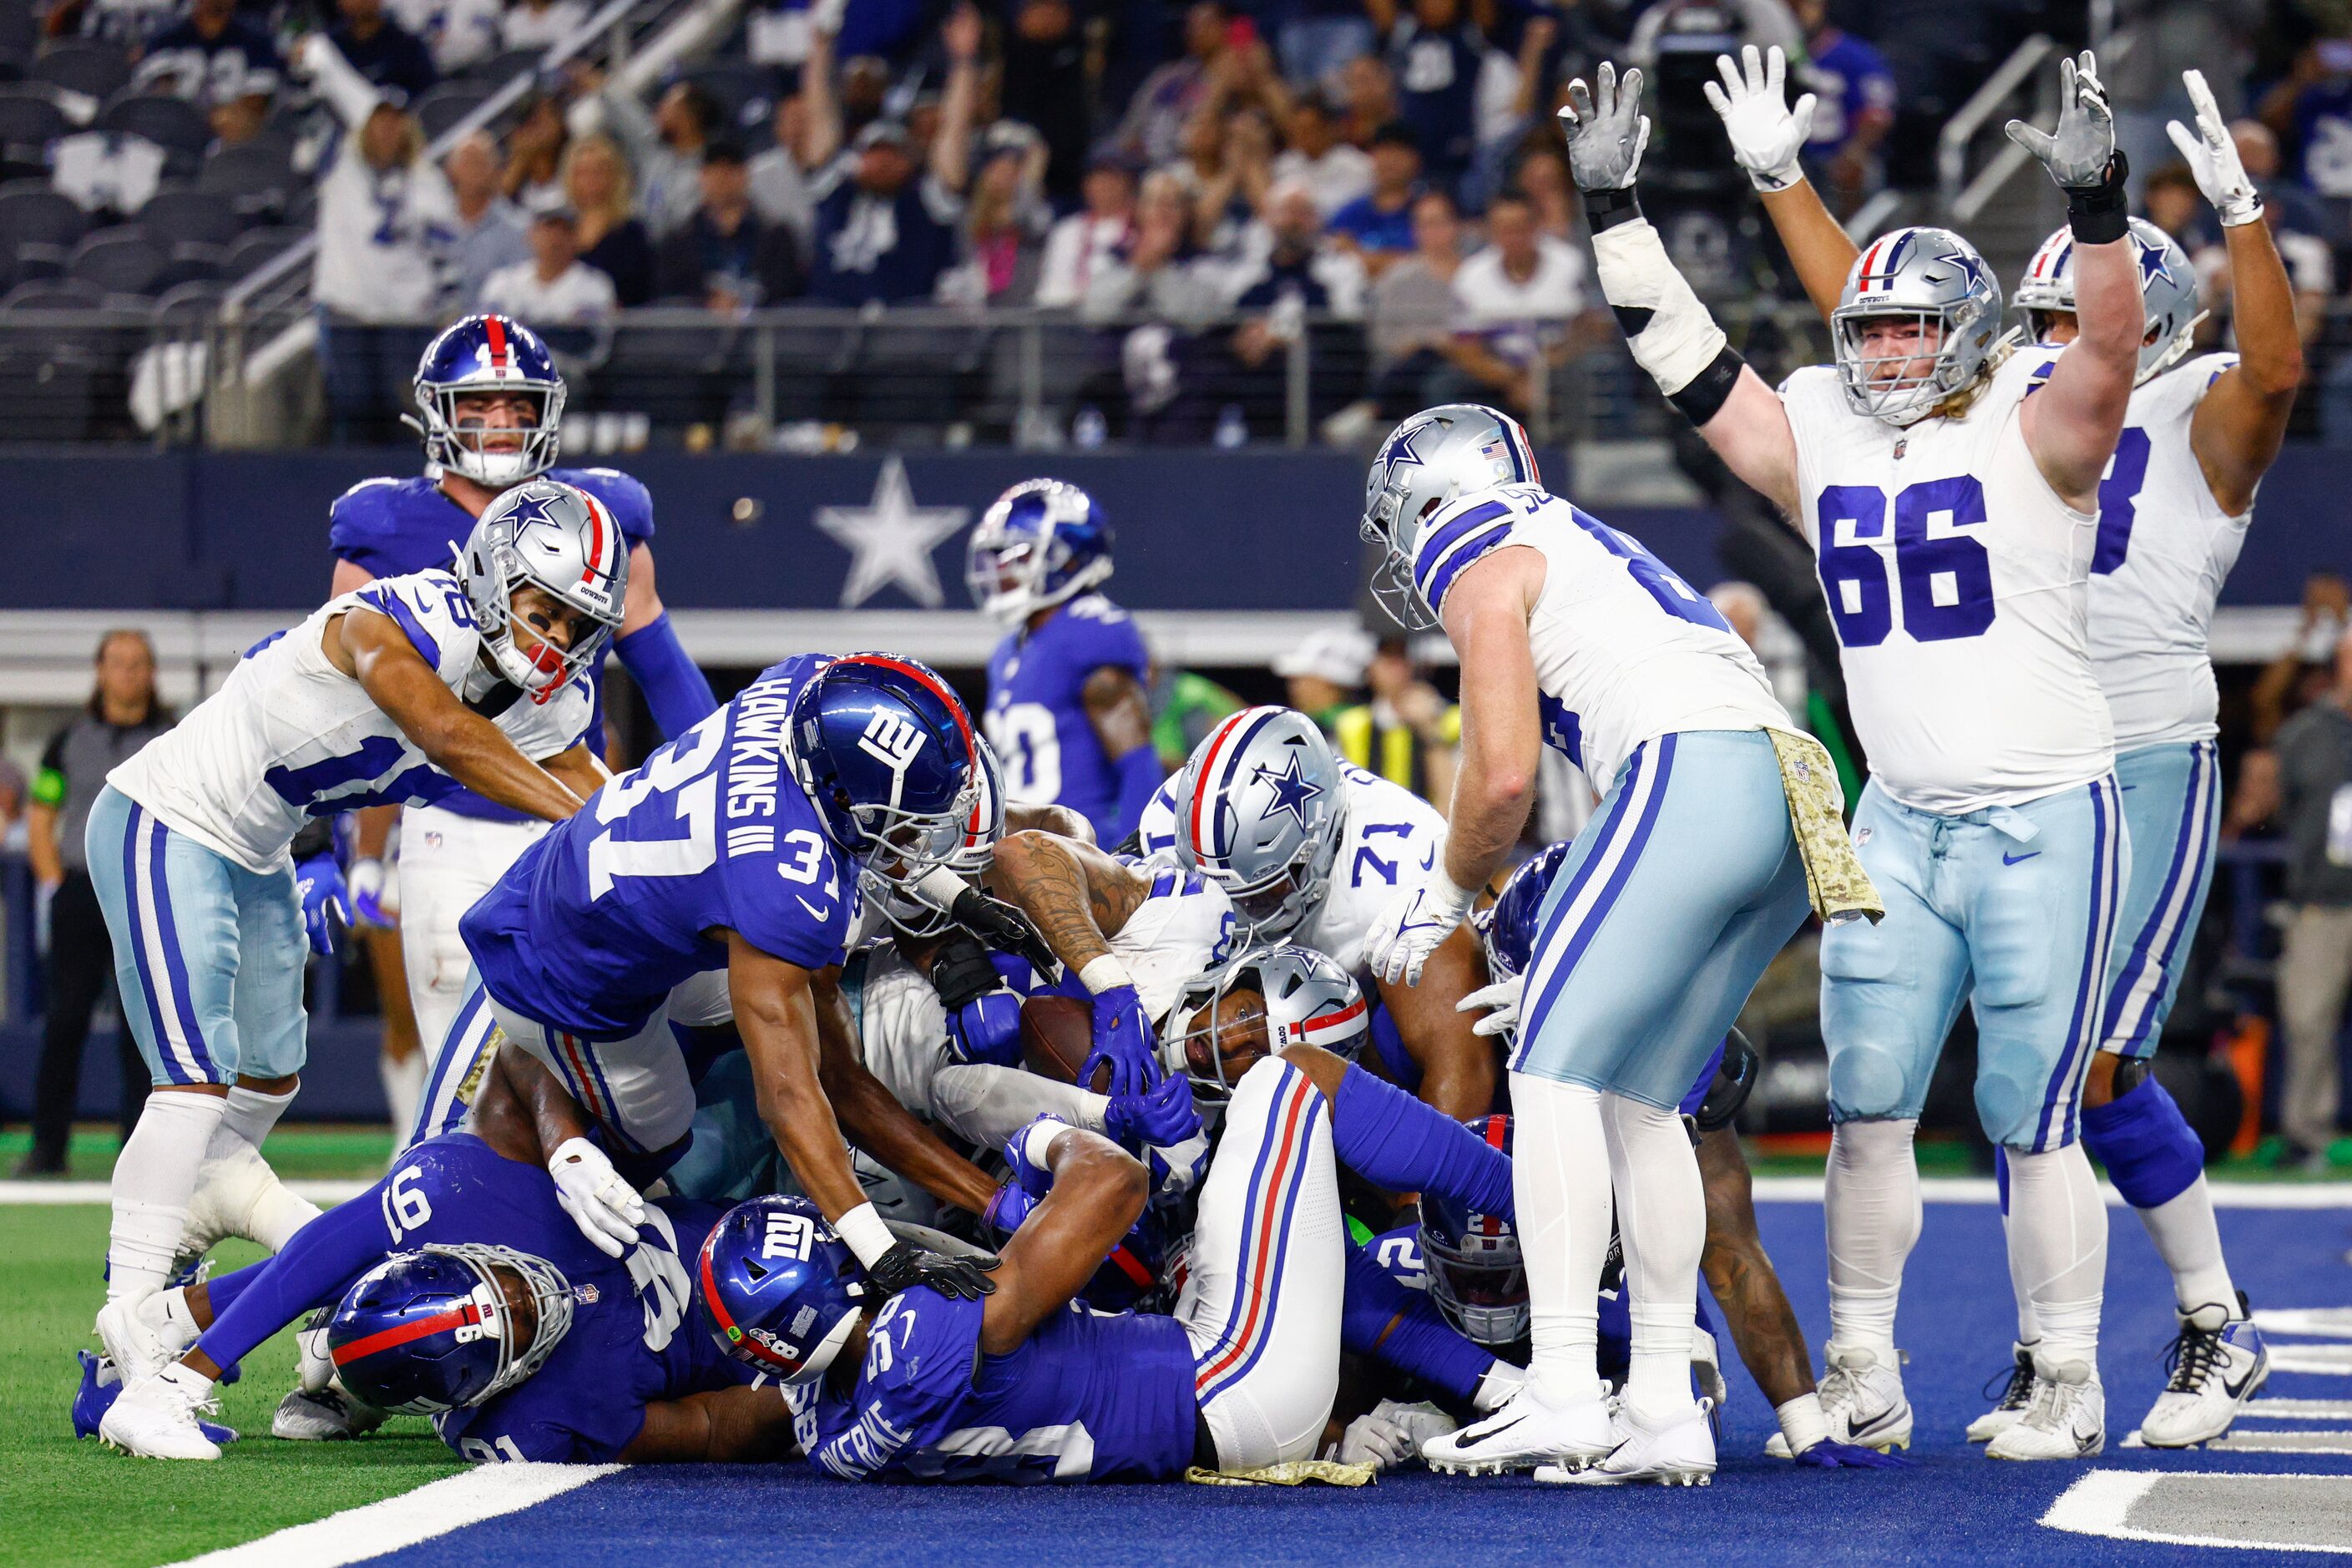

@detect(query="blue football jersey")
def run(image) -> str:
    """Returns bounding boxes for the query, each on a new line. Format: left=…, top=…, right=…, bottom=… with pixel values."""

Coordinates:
left=983, top=594, right=1149, bottom=842
left=797, top=1287, right=1197, bottom=1483
left=358, top=1135, right=751, bottom=1464
left=463, top=655, right=856, bottom=1039
left=328, top=468, right=655, bottom=822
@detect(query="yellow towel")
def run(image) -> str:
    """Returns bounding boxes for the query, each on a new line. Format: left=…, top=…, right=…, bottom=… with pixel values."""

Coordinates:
left=1184, top=1460, right=1378, bottom=1487
left=1765, top=728, right=1883, bottom=926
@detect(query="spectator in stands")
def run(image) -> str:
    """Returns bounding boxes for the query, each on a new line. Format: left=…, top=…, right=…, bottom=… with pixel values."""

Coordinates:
left=502, top=89, right=569, bottom=208
left=132, top=0, right=281, bottom=145
left=481, top=194, right=618, bottom=325
left=1789, top=0, right=1894, bottom=216
left=2251, top=574, right=2349, bottom=746
left=1116, top=0, right=1232, bottom=169
left=653, top=139, right=802, bottom=307
left=1373, top=0, right=1483, bottom=190
left=1082, top=168, right=1217, bottom=321
left=1189, top=104, right=1278, bottom=262
left=328, top=0, right=437, bottom=101
left=802, top=3, right=979, bottom=306
left=46, top=0, right=175, bottom=47
left=1277, top=0, right=1376, bottom=92
left=1336, top=635, right=1459, bottom=810
left=1272, top=625, right=1373, bottom=735
left=389, top=0, right=498, bottom=74
left=1444, top=189, right=1592, bottom=418
left=2139, top=159, right=2208, bottom=248
left=561, top=129, right=655, bottom=305
left=1337, top=53, right=1398, bottom=148
left=1228, top=178, right=1366, bottom=314
left=1188, top=180, right=1363, bottom=439
left=998, top=0, right=1091, bottom=205
left=1328, top=121, right=1424, bottom=279
left=16, top=630, right=172, bottom=1180
left=591, top=77, right=718, bottom=238
left=2194, top=123, right=2333, bottom=356
left=444, top=128, right=530, bottom=311
left=503, top=0, right=589, bottom=53
left=1272, top=93, right=1373, bottom=218
left=2257, top=34, right=2352, bottom=199
left=940, top=119, right=1050, bottom=306
left=1350, top=188, right=1465, bottom=427
left=1034, top=139, right=1137, bottom=311
left=1509, top=137, right=1576, bottom=241
left=749, top=92, right=814, bottom=250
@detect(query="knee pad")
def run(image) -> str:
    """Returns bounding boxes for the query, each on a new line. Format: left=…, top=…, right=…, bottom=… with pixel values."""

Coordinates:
left=2081, top=1071, right=2203, bottom=1210
left=1827, top=1041, right=1910, bottom=1121
left=1974, top=1071, right=2041, bottom=1150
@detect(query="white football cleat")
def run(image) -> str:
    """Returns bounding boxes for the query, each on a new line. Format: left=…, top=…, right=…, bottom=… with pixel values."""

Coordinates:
left=1986, top=1354, right=2104, bottom=1460
left=1966, top=1342, right=2041, bottom=1443
left=99, top=1364, right=223, bottom=1460
left=274, top=1385, right=390, bottom=1442
left=2136, top=1296, right=2269, bottom=1449
left=1420, top=1387, right=1615, bottom=1474
left=94, top=1294, right=179, bottom=1387
left=1538, top=1399, right=1717, bottom=1487
left=1817, top=1343, right=1912, bottom=1452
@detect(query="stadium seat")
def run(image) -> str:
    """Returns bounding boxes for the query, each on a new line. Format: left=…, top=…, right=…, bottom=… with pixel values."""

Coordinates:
left=0, top=343, right=99, bottom=439
left=415, top=83, right=492, bottom=142
left=598, top=320, right=750, bottom=433
left=150, top=241, right=221, bottom=290
left=97, top=94, right=210, bottom=171
left=0, top=85, right=68, bottom=154
left=67, top=226, right=165, bottom=296
left=0, top=275, right=106, bottom=309
left=152, top=276, right=225, bottom=324
left=222, top=225, right=305, bottom=281
left=0, top=182, right=91, bottom=249
left=31, top=43, right=131, bottom=109
left=463, top=47, right=544, bottom=84
left=199, top=136, right=296, bottom=217
left=137, top=181, right=245, bottom=248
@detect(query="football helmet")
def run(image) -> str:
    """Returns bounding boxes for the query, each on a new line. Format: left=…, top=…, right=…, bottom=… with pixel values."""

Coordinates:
left=872, top=735, right=1006, bottom=939
left=412, top=314, right=565, bottom=487
left=458, top=478, right=629, bottom=705
left=1476, top=842, right=1571, bottom=984
left=1418, top=1115, right=1527, bottom=1348
left=1164, top=943, right=1368, bottom=1101
left=1832, top=227, right=2004, bottom=425
left=1361, top=403, right=1541, bottom=630
left=325, top=1243, right=576, bottom=1414
left=2013, top=218, right=2203, bottom=386
left=790, top=654, right=982, bottom=898
left=965, top=479, right=1115, bottom=625
left=1170, top=707, right=1345, bottom=945
left=696, top=1196, right=866, bottom=1384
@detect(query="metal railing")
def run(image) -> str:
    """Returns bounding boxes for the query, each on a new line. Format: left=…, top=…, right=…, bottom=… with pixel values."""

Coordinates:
left=1937, top=33, right=2056, bottom=225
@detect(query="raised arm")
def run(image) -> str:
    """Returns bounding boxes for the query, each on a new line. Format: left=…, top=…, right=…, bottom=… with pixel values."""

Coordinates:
left=929, top=3, right=982, bottom=194
left=2006, top=51, right=2142, bottom=510
left=1705, top=45, right=1858, bottom=321
left=293, top=32, right=384, bottom=132
left=799, top=3, right=842, bottom=171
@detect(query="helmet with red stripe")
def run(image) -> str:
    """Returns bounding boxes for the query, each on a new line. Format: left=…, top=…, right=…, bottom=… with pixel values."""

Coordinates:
left=1832, top=226, right=2003, bottom=426
left=324, top=1243, right=576, bottom=1414
left=1169, top=706, right=1344, bottom=946
left=2012, top=219, right=2201, bottom=387
left=459, top=478, right=630, bottom=705
left=789, top=653, right=983, bottom=898
left=412, top=313, right=565, bottom=487
left=1165, top=943, right=1367, bottom=1102
left=964, top=478, right=1114, bottom=626
left=1418, top=1115, right=1525, bottom=1348
left=697, top=1196, right=865, bottom=1384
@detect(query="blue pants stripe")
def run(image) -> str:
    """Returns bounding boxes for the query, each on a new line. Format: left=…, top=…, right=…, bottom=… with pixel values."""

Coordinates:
left=2100, top=741, right=2218, bottom=1057
left=142, top=811, right=216, bottom=1083
left=2038, top=775, right=2122, bottom=1151
left=116, top=802, right=187, bottom=1084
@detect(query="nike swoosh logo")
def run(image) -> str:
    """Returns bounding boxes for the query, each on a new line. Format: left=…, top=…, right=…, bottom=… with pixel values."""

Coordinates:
left=2223, top=1363, right=2258, bottom=1400
left=796, top=896, right=831, bottom=920
left=2002, top=852, right=2041, bottom=866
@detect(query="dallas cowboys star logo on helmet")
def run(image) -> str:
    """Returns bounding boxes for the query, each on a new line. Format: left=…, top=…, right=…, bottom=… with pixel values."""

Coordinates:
left=1253, top=751, right=1325, bottom=832
left=1930, top=246, right=1987, bottom=291
left=501, top=489, right=562, bottom=534
left=1375, top=421, right=1429, bottom=489
left=2132, top=232, right=2173, bottom=287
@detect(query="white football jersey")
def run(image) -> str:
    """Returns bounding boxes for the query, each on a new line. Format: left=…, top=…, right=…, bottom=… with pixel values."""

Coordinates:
left=1136, top=762, right=1446, bottom=977
left=1113, top=862, right=1238, bottom=1024
left=1412, top=484, right=1788, bottom=796
left=2086, top=352, right=2249, bottom=751
left=1781, top=353, right=2114, bottom=812
left=109, top=569, right=590, bottom=873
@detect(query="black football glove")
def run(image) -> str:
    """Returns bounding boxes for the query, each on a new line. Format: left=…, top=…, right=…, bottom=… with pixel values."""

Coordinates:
left=866, top=1240, right=1000, bottom=1302
left=928, top=931, right=1003, bottom=1013
left=949, top=887, right=1060, bottom=978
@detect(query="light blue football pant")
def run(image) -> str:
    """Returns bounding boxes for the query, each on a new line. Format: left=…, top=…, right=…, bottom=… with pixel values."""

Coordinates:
left=2100, top=741, right=2220, bottom=1060
left=1514, top=730, right=1811, bottom=1109
left=1821, top=772, right=2128, bottom=1153
left=84, top=784, right=309, bottom=1088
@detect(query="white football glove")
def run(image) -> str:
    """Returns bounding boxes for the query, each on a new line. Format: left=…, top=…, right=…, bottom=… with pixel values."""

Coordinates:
left=1335, top=1399, right=1458, bottom=1471
left=548, top=1137, right=645, bottom=1258
left=1455, top=973, right=1525, bottom=1039
left=1702, top=44, right=1815, bottom=192
left=2006, top=49, right=2115, bottom=190
left=1362, top=871, right=1476, bottom=988
left=2167, top=68, right=2263, bottom=227
left=1557, top=59, right=1650, bottom=192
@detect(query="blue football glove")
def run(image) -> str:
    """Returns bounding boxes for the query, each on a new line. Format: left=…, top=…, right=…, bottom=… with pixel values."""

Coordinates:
left=346, top=857, right=394, bottom=929
left=980, top=1177, right=1036, bottom=1238
left=945, top=990, right=1024, bottom=1067
left=1793, top=1438, right=1912, bottom=1469
left=293, top=853, right=348, bottom=956
left=1081, top=984, right=1160, bottom=1097
left=1103, top=1071, right=1201, bottom=1151
left=1146, top=1130, right=1211, bottom=1201
left=1002, top=1115, right=1068, bottom=1198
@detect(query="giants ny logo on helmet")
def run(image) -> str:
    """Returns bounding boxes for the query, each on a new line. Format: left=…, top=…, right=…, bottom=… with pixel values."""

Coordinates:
left=855, top=709, right=928, bottom=806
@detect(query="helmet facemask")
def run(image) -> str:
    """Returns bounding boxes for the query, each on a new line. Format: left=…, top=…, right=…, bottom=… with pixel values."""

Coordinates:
left=401, top=1243, right=574, bottom=1414
left=1165, top=958, right=1272, bottom=1104
left=1420, top=1226, right=1529, bottom=1348
left=869, top=741, right=1002, bottom=938
left=465, top=515, right=624, bottom=706
left=1832, top=305, right=1983, bottom=426
left=964, top=483, right=1112, bottom=626
left=1202, top=816, right=1339, bottom=946
left=420, top=382, right=564, bottom=488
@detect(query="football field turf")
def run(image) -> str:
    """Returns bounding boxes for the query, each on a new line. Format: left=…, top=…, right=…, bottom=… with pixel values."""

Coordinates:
left=9, top=1159, right=2352, bottom=1566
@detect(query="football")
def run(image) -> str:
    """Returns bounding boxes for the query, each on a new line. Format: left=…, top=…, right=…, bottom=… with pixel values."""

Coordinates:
left=1019, top=994, right=1102, bottom=1090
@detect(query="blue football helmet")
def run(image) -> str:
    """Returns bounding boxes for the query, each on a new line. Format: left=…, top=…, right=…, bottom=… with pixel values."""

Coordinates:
left=325, top=1243, right=576, bottom=1414
left=697, top=1196, right=866, bottom=1383
left=965, top=479, right=1115, bottom=625
left=791, top=654, right=984, bottom=907
left=1474, top=842, right=1571, bottom=993
left=412, top=314, right=565, bottom=488
left=1418, top=1115, right=1526, bottom=1348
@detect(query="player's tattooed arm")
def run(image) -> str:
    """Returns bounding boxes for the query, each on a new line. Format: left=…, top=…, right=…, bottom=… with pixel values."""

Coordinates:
left=979, top=1123, right=1150, bottom=1355
left=984, top=831, right=1149, bottom=973
left=622, top=1385, right=802, bottom=1464
left=331, top=607, right=585, bottom=823
left=1696, top=1125, right=1816, bottom=1407
left=1373, top=926, right=1498, bottom=1120
left=1006, top=799, right=1096, bottom=845
left=812, top=965, right=999, bottom=1214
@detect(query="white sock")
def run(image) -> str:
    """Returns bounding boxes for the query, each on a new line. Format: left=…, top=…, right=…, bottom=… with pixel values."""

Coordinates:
left=1510, top=1071, right=1611, bottom=1409
left=1824, top=1118, right=1921, bottom=1356
left=2137, top=1174, right=2238, bottom=1316
left=2004, top=1141, right=2107, bottom=1365
left=109, top=1091, right=227, bottom=1302
left=1601, top=1090, right=1706, bottom=1423
left=2000, top=1180, right=2041, bottom=1346
left=381, top=1051, right=427, bottom=1158
left=217, top=1080, right=296, bottom=1151
left=192, top=1140, right=321, bottom=1254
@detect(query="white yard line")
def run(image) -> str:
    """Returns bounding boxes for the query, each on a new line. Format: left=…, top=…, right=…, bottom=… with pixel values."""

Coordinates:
left=163, top=1462, right=624, bottom=1567
left=0, top=1181, right=373, bottom=1206
left=2042, top=1469, right=2352, bottom=1555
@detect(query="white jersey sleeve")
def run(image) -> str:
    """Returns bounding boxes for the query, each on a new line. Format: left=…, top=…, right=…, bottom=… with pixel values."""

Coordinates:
left=1111, top=862, right=1237, bottom=1025
left=853, top=943, right=955, bottom=1116
left=1135, top=776, right=1183, bottom=863
left=1782, top=355, right=2115, bottom=812
left=1296, top=766, right=1447, bottom=975
left=2088, top=352, right=2248, bottom=751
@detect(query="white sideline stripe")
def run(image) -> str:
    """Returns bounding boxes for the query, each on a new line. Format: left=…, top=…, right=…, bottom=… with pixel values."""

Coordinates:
left=2255, top=1309, right=2352, bottom=1339
left=2270, top=1347, right=2352, bottom=1376
left=164, top=1462, right=624, bottom=1568
left=0, top=1181, right=374, bottom=1206
left=2041, top=1470, right=2352, bottom=1555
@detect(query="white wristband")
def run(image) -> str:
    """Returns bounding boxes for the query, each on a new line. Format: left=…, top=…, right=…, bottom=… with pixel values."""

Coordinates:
left=1776, top=1392, right=1829, bottom=1456
left=1018, top=1117, right=1070, bottom=1171
left=834, top=1201, right=896, bottom=1269
left=1078, top=954, right=1133, bottom=995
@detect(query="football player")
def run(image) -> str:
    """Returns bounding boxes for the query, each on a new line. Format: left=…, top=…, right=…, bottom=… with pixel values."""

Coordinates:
left=88, top=481, right=617, bottom=1391
left=1600, top=47, right=2142, bottom=1457
left=328, top=315, right=719, bottom=1139
left=969, top=480, right=1164, bottom=847
left=1711, top=53, right=2294, bottom=1450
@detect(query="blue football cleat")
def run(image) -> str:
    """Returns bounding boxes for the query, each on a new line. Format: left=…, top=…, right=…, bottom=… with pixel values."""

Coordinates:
left=73, top=1351, right=237, bottom=1445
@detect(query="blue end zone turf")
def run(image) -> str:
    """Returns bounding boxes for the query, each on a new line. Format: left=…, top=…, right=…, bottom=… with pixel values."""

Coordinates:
left=364, top=1200, right=2352, bottom=1568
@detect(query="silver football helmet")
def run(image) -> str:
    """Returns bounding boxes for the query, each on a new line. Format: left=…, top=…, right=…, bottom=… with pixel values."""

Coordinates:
left=459, top=478, right=629, bottom=705
left=870, top=736, right=1006, bottom=938
left=1361, top=403, right=1542, bottom=630
left=2012, top=218, right=2203, bottom=387
left=1169, top=707, right=1345, bottom=946
left=1163, top=943, right=1369, bottom=1102
left=1832, top=226, right=2004, bottom=426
